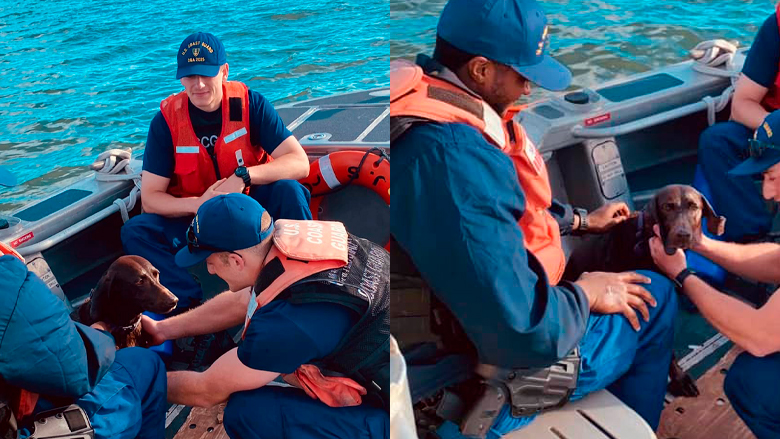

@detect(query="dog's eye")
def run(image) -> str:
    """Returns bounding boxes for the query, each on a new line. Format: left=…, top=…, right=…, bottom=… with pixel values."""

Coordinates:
left=688, top=202, right=699, bottom=210
left=136, top=278, right=145, bottom=286
left=663, top=204, right=675, bottom=212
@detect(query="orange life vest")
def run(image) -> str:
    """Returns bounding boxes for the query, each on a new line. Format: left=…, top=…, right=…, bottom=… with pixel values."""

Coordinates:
left=243, top=220, right=350, bottom=339
left=761, top=3, right=780, bottom=110
left=389, top=59, right=566, bottom=285
left=160, top=81, right=271, bottom=198
left=242, top=220, right=391, bottom=409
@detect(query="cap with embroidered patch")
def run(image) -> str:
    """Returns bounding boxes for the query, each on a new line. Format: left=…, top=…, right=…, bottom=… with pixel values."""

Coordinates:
left=175, top=194, right=274, bottom=268
left=436, top=0, right=571, bottom=91
left=176, top=32, right=227, bottom=79
left=730, top=110, right=780, bottom=177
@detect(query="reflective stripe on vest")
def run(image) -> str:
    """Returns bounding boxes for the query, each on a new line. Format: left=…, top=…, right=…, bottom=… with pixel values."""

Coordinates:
left=761, top=3, right=780, bottom=111
left=242, top=220, right=349, bottom=339
left=160, top=81, right=270, bottom=198
left=389, top=59, right=566, bottom=284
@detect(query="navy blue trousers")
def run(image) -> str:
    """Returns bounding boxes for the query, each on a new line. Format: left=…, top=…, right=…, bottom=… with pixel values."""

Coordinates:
left=27, top=348, right=168, bottom=439
left=438, top=270, right=678, bottom=438
left=696, top=121, right=774, bottom=241
left=121, top=180, right=311, bottom=308
left=223, top=385, right=388, bottom=439
left=724, top=351, right=780, bottom=439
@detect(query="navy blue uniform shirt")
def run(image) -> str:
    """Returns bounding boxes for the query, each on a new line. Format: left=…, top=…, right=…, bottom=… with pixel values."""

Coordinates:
left=238, top=299, right=358, bottom=374
left=743, top=13, right=780, bottom=89
left=143, top=89, right=292, bottom=178
left=391, top=119, right=590, bottom=369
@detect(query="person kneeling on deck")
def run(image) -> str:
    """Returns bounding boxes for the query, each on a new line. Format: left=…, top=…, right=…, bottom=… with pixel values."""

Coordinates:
left=390, top=0, right=679, bottom=436
left=121, top=31, right=311, bottom=313
left=142, top=193, right=389, bottom=439
left=0, top=245, right=167, bottom=439
left=695, top=5, right=780, bottom=242
left=651, top=110, right=780, bottom=439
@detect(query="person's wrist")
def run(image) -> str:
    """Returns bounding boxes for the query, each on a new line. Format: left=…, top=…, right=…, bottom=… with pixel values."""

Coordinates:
left=156, top=319, right=172, bottom=342
left=573, top=208, right=588, bottom=234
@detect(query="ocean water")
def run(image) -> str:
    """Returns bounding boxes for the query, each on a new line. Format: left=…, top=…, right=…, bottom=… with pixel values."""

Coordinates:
left=0, top=0, right=389, bottom=212
left=391, top=0, right=774, bottom=97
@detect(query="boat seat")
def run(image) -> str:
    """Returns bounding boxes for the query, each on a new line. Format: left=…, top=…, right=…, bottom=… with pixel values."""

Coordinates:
left=505, top=390, right=656, bottom=439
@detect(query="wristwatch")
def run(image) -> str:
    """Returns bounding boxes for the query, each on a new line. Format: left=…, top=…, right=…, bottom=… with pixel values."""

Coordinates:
left=234, top=166, right=252, bottom=187
left=573, top=208, right=588, bottom=234
left=673, top=268, right=696, bottom=290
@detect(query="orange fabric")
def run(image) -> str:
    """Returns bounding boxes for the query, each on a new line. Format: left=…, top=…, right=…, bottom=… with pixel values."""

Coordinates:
left=762, top=3, right=780, bottom=111
left=0, top=240, right=23, bottom=261
left=242, top=220, right=349, bottom=339
left=12, top=388, right=38, bottom=421
left=389, top=60, right=566, bottom=284
left=160, top=81, right=271, bottom=198
left=282, top=364, right=367, bottom=407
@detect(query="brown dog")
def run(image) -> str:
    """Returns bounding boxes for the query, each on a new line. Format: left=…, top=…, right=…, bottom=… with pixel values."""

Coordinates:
left=563, top=184, right=727, bottom=398
left=78, top=255, right=178, bottom=349
left=645, top=184, right=726, bottom=255
left=565, top=184, right=726, bottom=278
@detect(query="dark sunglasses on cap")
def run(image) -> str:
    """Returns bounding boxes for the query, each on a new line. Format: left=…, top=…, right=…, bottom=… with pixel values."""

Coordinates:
left=186, top=223, right=241, bottom=257
left=748, top=138, right=780, bottom=158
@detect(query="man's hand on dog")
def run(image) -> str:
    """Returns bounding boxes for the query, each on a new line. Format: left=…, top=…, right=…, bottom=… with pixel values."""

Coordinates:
left=140, top=315, right=167, bottom=347
left=586, top=202, right=631, bottom=233
left=575, top=271, right=656, bottom=331
left=649, top=224, right=687, bottom=278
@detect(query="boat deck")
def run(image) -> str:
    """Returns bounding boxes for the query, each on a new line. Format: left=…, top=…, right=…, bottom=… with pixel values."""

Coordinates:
left=658, top=346, right=755, bottom=439
left=173, top=404, right=228, bottom=439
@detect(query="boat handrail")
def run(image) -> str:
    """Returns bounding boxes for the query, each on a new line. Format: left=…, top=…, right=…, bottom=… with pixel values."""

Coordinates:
left=571, top=99, right=709, bottom=138
left=17, top=194, right=131, bottom=258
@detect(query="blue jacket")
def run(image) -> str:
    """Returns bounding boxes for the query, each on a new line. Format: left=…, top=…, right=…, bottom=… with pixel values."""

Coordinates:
left=391, top=116, right=590, bottom=370
left=0, top=255, right=114, bottom=399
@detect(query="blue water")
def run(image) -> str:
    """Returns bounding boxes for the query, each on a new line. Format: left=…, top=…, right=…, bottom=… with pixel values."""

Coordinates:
left=391, top=0, right=774, bottom=97
left=0, top=0, right=389, bottom=212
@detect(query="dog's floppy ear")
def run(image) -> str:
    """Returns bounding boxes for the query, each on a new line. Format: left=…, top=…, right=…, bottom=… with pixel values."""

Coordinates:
left=78, top=298, right=94, bottom=325
left=89, top=271, right=114, bottom=323
left=642, top=193, right=660, bottom=237
left=697, top=190, right=726, bottom=236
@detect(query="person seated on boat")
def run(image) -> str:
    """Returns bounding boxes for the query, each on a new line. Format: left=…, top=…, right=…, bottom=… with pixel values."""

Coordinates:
left=0, top=245, right=167, bottom=439
left=389, top=0, right=679, bottom=436
left=141, top=193, right=389, bottom=439
left=695, top=5, right=780, bottom=243
left=652, top=110, right=780, bottom=439
left=121, top=31, right=311, bottom=312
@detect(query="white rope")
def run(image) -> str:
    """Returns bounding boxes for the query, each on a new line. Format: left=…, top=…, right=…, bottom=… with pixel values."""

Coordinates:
left=689, top=39, right=741, bottom=126
left=90, top=148, right=141, bottom=223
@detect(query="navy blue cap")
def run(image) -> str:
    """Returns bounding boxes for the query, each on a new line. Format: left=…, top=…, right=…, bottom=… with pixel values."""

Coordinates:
left=730, top=110, right=780, bottom=177
left=176, top=32, right=227, bottom=79
left=437, top=0, right=571, bottom=91
left=175, top=194, right=274, bottom=268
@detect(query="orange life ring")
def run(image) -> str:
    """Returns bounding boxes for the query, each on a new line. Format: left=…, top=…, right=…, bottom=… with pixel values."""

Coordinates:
left=0, top=240, right=23, bottom=262
left=299, top=150, right=390, bottom=248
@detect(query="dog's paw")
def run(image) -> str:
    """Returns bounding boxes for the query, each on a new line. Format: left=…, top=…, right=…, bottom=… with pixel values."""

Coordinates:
left=668, top=360, right=700, bottom=397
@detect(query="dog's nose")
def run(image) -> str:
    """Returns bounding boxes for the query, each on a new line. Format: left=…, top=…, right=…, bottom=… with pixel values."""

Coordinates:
left=675, top=231, right=691, bottom=240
